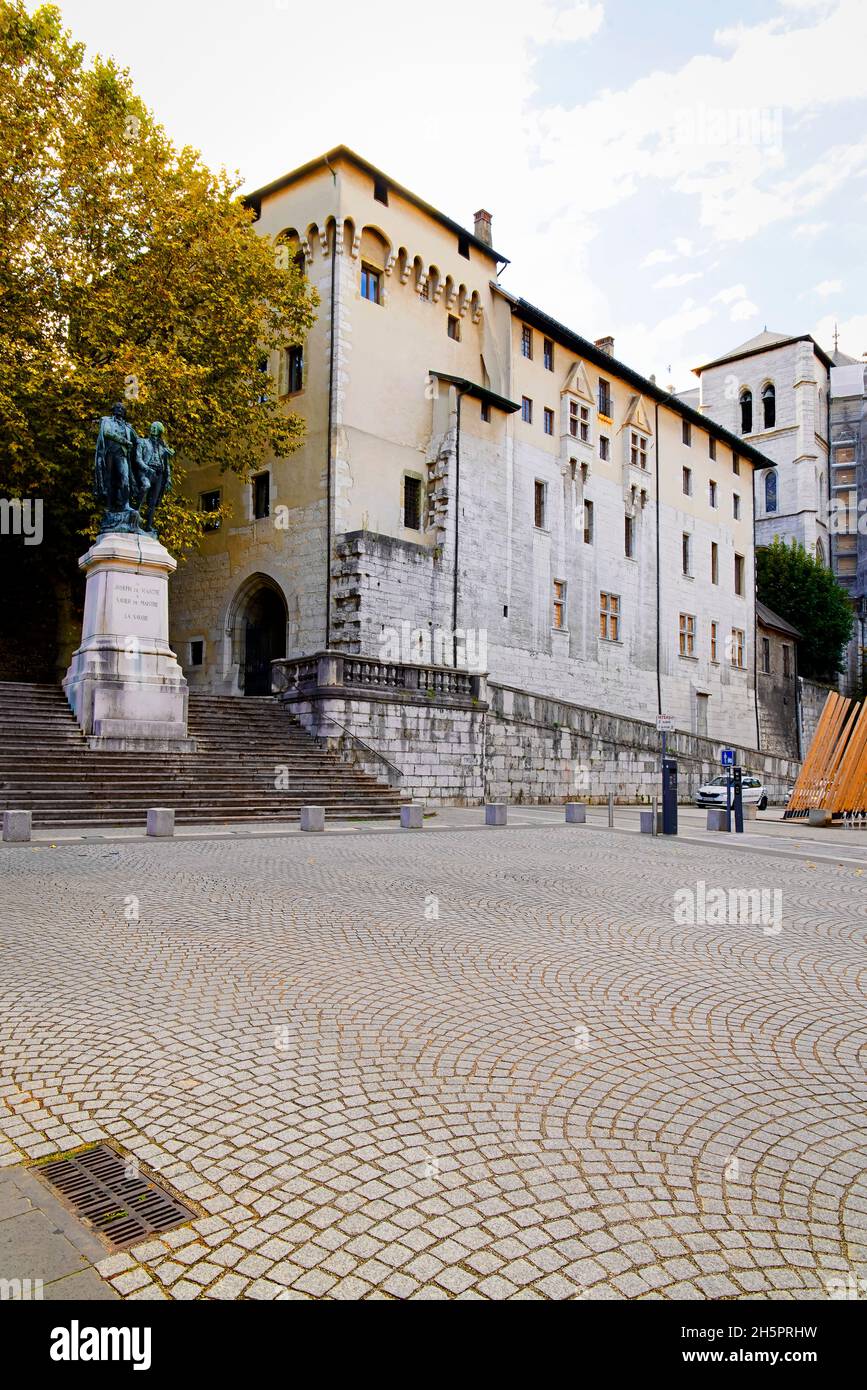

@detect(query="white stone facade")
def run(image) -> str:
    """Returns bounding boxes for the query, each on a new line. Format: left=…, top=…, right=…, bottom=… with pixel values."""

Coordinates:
left=170, top=147, right=771, bottom=756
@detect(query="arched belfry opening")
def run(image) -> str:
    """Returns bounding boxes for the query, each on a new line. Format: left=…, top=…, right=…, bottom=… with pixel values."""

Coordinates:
left=228, top=575, right=288, bottom=696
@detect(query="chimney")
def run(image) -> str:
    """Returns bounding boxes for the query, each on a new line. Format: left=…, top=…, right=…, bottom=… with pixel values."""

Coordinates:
left=473, top=209, right=492, bottom=246
left=595, top=335, right=614, bottom=356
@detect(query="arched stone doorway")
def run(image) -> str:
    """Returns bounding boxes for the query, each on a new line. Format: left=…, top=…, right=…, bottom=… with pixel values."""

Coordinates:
left=228, top=575, right=288, bottom=696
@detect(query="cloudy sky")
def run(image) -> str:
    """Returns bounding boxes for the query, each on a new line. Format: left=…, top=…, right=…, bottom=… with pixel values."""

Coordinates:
left=48, top=0, right=867, bottom=388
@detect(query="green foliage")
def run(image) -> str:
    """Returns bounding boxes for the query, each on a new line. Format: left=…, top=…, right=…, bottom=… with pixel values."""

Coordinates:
left=756, top=538, right=854, bottom=681
left=0, top=1, right=316, bottom=570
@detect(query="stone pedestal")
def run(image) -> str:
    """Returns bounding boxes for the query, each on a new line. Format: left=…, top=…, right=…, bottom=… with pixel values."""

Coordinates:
left=63, top=532, right=194, bottom=751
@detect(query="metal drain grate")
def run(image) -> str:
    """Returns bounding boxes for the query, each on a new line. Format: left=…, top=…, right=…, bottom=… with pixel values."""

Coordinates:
left=36, top=1145, right=193, bottom=1248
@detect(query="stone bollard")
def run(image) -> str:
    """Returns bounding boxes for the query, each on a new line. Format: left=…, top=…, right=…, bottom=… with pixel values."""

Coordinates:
left=2, top=810, right=32, bottom=843
left=565, top=803, right=586, bottom=824
left=400, top=803, right=423, bottom=830
left=485, top=803, right=507, bottom=826
left=639, top=810, right=654, bottom=835
left=146, top=807, right=175, bottom=838
left=743, top=804, right=758, bottom=821
left=300, top=805, right=325, bottom=832
left=808, top=807, right=832, bottom=827
left=706, top=808, right=728, bottom=831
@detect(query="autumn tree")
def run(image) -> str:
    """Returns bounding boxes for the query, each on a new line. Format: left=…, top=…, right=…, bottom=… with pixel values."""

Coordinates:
left=0, top=1, right=315, bottom=674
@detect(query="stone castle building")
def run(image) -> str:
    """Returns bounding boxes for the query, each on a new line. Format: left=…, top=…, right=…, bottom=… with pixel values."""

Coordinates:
left=685, top=329, right=866, bottom=694
left=167, top=147, right=796, bottom=797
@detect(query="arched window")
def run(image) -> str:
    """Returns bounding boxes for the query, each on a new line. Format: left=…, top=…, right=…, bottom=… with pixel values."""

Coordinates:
left=815, top=538, right=825, bottom=566
left=762, top=383, right=775, bottom=429
left=740, top=388, right=753, bottom=434
left=764, top=469, right=777, bottom=513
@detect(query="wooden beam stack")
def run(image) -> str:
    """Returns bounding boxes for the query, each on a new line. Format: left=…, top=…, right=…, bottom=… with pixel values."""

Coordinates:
left=785, top=691, right=867, bottom=818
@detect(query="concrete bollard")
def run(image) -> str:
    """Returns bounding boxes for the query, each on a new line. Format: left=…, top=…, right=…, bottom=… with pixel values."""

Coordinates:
left=146, top=807, right=175, bottom=838
left=2, top=810, right=32, bottom=843
left=400, top=803, right=423, bottom=830
left=300, top=805, right=325, bottom=832
left=706, top=808, right=728, bottom=831
left=743, top=804, right=758, bottom=821
left=485, top=803, right=507, bottom=826
left=808, top=807, right=832, bottom=827
left=565, top=803, right=586, bottom=824
left=640, top=810, right=664, bottom=835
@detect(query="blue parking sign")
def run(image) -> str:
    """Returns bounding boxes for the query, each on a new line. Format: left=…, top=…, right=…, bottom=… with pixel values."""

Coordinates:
left=721, top=748, right=735, bottom=767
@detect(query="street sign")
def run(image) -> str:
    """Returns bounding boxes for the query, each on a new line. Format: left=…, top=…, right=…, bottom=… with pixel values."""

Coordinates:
left=721, top=748, right=735, bottom=766
left=656, top=715, right=675, bottom=732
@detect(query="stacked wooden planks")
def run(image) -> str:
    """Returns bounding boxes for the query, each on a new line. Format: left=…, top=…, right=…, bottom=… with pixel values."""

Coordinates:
left=785, top=690, right=867, bottom=819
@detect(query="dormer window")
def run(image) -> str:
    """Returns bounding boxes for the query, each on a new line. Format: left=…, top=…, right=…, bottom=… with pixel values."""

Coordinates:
left=570, top=400, right=590, bottom=442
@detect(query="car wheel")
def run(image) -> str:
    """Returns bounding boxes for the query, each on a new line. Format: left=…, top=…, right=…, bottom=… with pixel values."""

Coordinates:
left=758, top=795, right=768, bottom=810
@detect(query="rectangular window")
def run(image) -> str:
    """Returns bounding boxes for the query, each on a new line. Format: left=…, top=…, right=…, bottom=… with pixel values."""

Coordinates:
left=682, top=532, right=692, bottom=576
left=709, top=479, right=717, bottom=508
left=553, top=579, right=566, bottom=630
left=682, top=419, right=692, bottom=446
left=285, top=345, right=303, bottom=394
left=710, top=620, right=719, bottom=663
left=735, top=553, right=745, bottom=596
left=543, top=338, right=554, bottom=371
left=731, top=627, right=745, bottom=668
left=481, top=399, right=491, bottom=422
left=624, top=514, right=635, bottom=558
left=360, top=264, right=382, bottom=303
left=583, top=499, right=594, bottom=544
left=711, top=541, right=718, bottom=585
left=599, top=434, right=610, bottom=461
left=447, top=315, right=460, bottom=340
left=521, top=325, right=533, bottom=359
left=761, top=636, right=771, bottom=673
left=732, top=454, right=740, bottom=475
left=522, top=396, right=533, bottom=424
left=600, top=591, right=620, bottom=641
left=543, top=407, right=555, bottom=436
left=630, top=431, right=648, bottom=469
left=569, top=401, right=590, bottom=441
left=709, top=436, right=717, bottom=460
left=199, top=489, right=221, bottom=531
left=783, top=643, right=792, bottom=677
left=373, top=176, right=389, bottom=205
left=190, top=639, right=204, bottom=667
left=733, top=492, right=741, bottom=519
left=598, top=379, right=612, bottom=417
left=534, top=480, right=547, bottom=529
left=683, top=466, right=692, bottom=496
left=679, top=612, right=696, bottom=657
left=404, top=475, right=422, bottom=530
left=252, top=472, right=270, bottom=519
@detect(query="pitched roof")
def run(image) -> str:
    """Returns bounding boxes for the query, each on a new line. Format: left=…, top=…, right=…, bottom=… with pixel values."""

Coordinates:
left=695, top=330, right=832, bottom=373
left=756, top=600, right=802, bottom=640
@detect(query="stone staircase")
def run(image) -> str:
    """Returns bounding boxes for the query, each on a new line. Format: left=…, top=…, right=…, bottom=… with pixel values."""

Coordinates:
left=0, top=683, right=404, bottom=827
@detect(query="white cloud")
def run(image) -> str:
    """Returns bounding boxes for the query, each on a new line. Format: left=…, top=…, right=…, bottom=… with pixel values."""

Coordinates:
left=730, top=299, right=759, bottom=321
left=540, top=1, right=604, bottom=42
left=714, top=284, right=749, bottom=304
left=652, top=271, right=703, bottom=289
left=793, top=221, right=830, bottom=237
left=810, top=278, right=843, bottom=296
left=813, top=312, right=867, bottom=358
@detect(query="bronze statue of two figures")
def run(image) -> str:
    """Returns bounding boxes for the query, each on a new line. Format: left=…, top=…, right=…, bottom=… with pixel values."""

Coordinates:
left=94, top=403, right=174, bottom=536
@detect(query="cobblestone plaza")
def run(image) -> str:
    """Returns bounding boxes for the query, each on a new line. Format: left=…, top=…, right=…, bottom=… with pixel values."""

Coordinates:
left=1, top=819, right=865, bottom=1300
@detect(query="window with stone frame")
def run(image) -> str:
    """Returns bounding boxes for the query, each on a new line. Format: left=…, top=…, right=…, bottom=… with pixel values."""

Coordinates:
left=534, top=479, right=547, bottom=529
left=730, top=627, right=745, bottom=668
left=404, top=475, right=423, bottom=530
left=630, top=431, right=648, bottom=469
left=600, top=591, right=620, bottom=641
left=552, top=579, right=567, bottom=630
left=679, top=612, right=696, bottom=657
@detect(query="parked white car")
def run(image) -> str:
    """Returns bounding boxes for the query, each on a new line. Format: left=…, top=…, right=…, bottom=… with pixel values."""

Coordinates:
left=695, top=774, right=768, bottom=811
